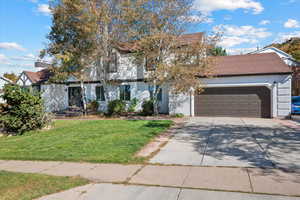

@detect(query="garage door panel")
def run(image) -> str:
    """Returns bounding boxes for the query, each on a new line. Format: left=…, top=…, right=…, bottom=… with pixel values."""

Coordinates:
left=194, top=87, right=271, bottom=118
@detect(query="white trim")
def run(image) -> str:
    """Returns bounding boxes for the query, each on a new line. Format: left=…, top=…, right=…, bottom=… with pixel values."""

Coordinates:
left=251, top=47, right=294, bottom=59
left=203, top=83, right=273, bottom=89
left=0, top=76, right=12, bottom=83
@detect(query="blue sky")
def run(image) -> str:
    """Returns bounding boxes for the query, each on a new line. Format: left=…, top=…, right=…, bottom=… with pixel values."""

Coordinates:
left=0, top=0, right=300, bottom=78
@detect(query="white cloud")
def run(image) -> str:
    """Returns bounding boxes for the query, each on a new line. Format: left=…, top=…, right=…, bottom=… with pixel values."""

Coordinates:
left=214, top=25, right=272, bottom=38
left=0, top=42, right=26, bottom=51
left=219, top=36, right=257, bottom=48
left=284, top=19, right=300, bottom=28
left=275, top=31, right=300, bottom=43
left=193, top=0, right=264, bottom=14
left=11, top=54, right=37, bottom=61
left=37, top=4, right=51, bottom=15
left=259, top=20, right=270, bottom=25
left=227, top=47, right=257, bottom=55
left=0, top=54, right=10, bottom=65
left=213, top=25, right=271, bottom=48
left=28, top=0, right=38, bottom=3
left=20, top=63, right=35, bottom=67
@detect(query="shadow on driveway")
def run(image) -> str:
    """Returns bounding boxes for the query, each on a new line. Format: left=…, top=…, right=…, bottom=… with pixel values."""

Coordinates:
left=150, top=118, right=300, bottom=173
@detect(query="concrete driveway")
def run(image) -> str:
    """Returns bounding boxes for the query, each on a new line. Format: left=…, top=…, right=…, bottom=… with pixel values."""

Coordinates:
left=292, top=115, right=300, bottom=123
left=150, top=117, right=300, bottom=170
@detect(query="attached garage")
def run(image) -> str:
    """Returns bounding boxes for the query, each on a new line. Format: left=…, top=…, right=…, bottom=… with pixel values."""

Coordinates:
left=194, top=86, right=271, bottom=118
left=169, top=53, right=293, bottom=118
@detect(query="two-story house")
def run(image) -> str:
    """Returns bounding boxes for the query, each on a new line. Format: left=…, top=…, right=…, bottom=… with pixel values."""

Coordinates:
left=17, top=33, right=293, bottom=118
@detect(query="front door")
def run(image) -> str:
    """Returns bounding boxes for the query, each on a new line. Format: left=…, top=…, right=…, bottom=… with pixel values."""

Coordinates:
left=68, top=87, right=82, bottom=107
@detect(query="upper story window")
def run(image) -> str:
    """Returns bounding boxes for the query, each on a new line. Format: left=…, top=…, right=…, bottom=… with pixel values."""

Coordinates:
left=107, top=52, right=118, bottom=73
left=96, top=86, right=105, bottom=101
left=120, top=85, right=131, bottom=101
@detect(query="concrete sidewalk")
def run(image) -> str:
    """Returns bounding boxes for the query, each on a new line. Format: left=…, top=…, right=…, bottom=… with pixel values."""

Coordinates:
left=0, top=160, right=300, bottom=197
left=38, top=183, right=300, bottom=200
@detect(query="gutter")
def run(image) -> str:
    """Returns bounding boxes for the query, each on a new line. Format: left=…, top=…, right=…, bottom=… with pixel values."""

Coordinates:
left=202, top=83, right=274, bottom=89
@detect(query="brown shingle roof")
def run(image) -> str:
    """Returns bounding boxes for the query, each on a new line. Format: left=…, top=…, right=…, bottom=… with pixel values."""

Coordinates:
left=177, top=32, right=204, bottom=46
left=116, top=32, right=204, bottom=52
left=24, top=69, right=52, bottom=84
left=212, top=53, right=292, bottom=76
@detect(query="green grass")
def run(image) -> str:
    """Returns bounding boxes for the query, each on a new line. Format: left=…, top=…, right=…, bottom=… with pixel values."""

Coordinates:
left=0, top=170, right=88, bottom=200
left=0, top=120, right=172, bottom=163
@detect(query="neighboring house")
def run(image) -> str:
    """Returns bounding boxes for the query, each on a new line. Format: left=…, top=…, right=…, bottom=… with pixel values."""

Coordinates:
left=17, top=69, right=52, bottom=88
left=251, top=46, right=300, bottom=96
left=17, top=34, right=292, bottom=119
left=250, top=46, right=300, bottom=66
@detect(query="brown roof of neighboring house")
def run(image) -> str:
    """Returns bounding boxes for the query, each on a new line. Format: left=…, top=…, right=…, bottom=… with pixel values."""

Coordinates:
left=24, top=69, right=52, bottom=84
left=116, top=32, right=204, bottom=52
left=212, top=53, right=292, bottom=77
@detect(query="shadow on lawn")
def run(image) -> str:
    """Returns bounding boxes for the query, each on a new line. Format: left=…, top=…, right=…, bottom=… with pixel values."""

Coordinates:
left=125, top=119, right=173, bottom=129
left=144, top=120, right=173, bottom=128
left=175, top=122, right=300, bottom=175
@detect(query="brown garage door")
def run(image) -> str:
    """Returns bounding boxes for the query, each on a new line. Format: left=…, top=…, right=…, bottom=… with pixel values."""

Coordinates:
left=194, top=87, right=271, bottom=118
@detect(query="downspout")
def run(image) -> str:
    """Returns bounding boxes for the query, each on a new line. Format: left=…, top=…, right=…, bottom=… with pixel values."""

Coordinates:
left=190, top=91, right=192, bottom=117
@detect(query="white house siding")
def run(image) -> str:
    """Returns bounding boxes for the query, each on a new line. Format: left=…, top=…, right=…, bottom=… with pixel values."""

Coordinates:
left=109, top=54, right=140, bottom=80
left=169, top=93, right=192, bottom=116
left=16, top=73, right=32, bottom=86
left=276, top=76, right=292, bottom=117
left=169, top=74, right=292, bottom=118
left=41, top=81, right=169, bottom=114
left=87, top=52, right=144, bottom=81
left=41, top=84, right=68, bottom=112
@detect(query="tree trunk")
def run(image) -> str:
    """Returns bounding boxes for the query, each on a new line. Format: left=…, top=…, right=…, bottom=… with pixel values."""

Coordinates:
left=153, top=100, right=159, bottom=116
left=153, top=85, right=160, bottom=116
left=80, top=80, right=87, bottom=115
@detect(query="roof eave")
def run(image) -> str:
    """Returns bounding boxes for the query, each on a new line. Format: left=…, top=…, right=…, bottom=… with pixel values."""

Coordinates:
left=199, top=72, right=292, bottom=78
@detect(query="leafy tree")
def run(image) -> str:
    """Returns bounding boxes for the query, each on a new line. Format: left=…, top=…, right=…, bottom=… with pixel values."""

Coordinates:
left=3, top=73, right=18, bottom=83
left=43, top=0, right=216, bottom=115
left=123, top=0, right=216, bottom=114
left=0, top=84, right=52, bottom=134
left=41, top=0, right=99, bottom=113
left=270, top=37, right=300, bottom=62
left=209, top=46, right=227, bottom=56
left=42, top=0, right=139, bottom=113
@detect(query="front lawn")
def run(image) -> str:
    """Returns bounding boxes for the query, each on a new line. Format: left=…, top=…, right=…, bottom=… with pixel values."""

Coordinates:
left=0, top=120, right=172, bottom=163
left=0, top=170, right=88, bottom=200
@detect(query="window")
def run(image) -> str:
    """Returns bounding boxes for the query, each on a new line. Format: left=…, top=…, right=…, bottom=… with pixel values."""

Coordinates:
left=120, top=85, right=131, bottom=101
left=108, top=52, right=118, bottom=73
left=96, top=86, right=105, bottom=101
left=149, top=85, right=162, bottom=101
